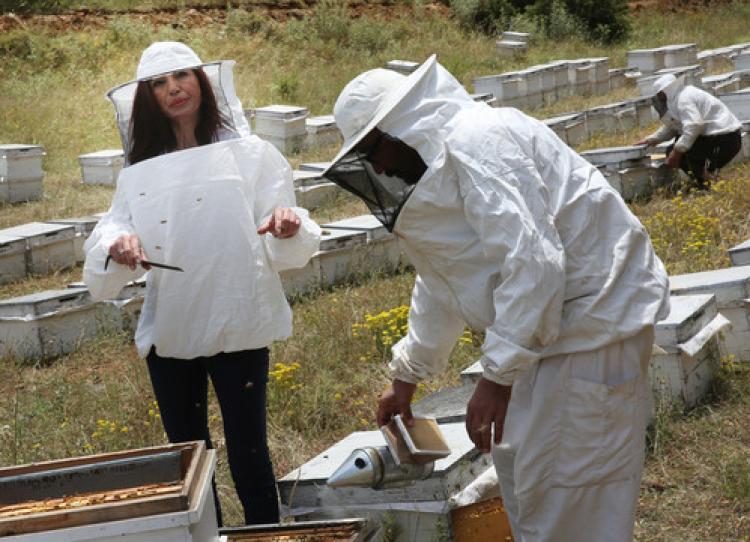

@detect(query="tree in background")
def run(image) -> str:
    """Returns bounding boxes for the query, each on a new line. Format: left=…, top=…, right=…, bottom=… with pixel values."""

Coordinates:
left=450, top=0, right=631, bottom=44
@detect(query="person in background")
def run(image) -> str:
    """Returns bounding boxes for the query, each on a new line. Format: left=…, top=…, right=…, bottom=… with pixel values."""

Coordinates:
left=323, top=56, right=670, bottom=542
left=637, top=73, right=742, bottom=190
left=83, top=41, right=321, bottom=526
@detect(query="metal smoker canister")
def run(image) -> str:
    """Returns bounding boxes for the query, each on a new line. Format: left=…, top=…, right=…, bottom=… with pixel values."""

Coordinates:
left=326, top=446, right=434, bottom=489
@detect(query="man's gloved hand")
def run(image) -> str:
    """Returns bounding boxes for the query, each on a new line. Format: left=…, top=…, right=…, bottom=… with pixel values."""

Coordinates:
left=466, top=377, right=512, bottom=453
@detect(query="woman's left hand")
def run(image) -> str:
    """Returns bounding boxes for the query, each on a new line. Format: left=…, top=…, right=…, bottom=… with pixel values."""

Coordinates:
left=257, top=207, right=301, bottom=238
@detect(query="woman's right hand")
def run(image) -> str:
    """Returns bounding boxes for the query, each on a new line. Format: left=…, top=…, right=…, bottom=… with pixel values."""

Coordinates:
left=109, top=234, right=149, bottom=271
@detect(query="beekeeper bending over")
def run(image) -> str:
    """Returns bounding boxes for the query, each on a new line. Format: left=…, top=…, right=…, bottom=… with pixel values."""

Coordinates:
left=323, top=56, right=669, bottom=542
left=83, top=42, right=320, bottom=526
left=637, top=73, right=741, bottom=190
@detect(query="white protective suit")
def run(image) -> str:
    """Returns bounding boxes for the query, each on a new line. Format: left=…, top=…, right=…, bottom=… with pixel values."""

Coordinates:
left=325, top=56, right=670, bottom=541
left=83, top=42, right=321, bottom=359
left=645, top=74, right=741, bottom=152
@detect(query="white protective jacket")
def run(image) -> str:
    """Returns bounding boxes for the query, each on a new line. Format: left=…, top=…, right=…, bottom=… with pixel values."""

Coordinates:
left=646, top=74, right=741, bottom=152
left=334, top=57, right=670, bottom=386
left=83, top=42, right=321, bottom=359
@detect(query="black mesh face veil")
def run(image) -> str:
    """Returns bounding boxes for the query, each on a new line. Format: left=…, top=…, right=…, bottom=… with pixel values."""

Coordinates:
left=651, top=94, right=668, bottom=118
left=324, top=151, right=417, bottom=232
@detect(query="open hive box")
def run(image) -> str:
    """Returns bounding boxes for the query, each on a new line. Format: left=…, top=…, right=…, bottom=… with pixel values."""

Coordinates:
left=0, top=441, right=215, bottom=539
left=220, top=518, right=368, bottom=542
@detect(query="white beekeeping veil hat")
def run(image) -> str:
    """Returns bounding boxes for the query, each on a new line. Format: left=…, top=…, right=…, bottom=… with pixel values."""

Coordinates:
left=106, top=41, right=251, bottom=158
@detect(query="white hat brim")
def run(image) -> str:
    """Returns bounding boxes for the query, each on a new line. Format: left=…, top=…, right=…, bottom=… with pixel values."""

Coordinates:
left=324, top=55, right=437, bottom=176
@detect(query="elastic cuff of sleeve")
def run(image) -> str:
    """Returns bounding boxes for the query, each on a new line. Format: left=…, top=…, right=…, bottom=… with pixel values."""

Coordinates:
left=478, top=357, right=515, bottom=386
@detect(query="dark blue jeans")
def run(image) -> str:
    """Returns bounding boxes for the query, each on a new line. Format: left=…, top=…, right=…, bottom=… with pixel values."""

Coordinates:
left=146, top=347, right=280, bottom=526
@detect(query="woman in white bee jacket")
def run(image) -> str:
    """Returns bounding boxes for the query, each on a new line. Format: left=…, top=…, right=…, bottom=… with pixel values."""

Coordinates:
left=324, top=56, right=670, bottom=541
left=83, top=42, right=321, bottom=525
left=637, top=73, right=741, bottom=189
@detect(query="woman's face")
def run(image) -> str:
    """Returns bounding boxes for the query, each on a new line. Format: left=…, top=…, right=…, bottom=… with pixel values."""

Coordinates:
left=149, top=70, right=202, bottom=123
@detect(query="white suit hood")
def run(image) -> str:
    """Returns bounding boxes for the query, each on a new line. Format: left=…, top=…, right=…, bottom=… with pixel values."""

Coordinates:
left=107, top=42, right=251, bottom=160
left=331, top=57, right=670, bottom=386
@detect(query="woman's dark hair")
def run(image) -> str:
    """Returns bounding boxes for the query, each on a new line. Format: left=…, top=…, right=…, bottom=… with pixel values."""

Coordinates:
left=128, top=68, right=226, bottom=165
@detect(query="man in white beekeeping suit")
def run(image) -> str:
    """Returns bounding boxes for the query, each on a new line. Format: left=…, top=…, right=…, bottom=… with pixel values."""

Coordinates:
left=323, top=56, right=670, bottom=541
left=636, top=73, right=742, bottom=190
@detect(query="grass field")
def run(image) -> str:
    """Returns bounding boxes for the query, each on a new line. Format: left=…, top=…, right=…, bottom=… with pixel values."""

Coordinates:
left=1, top=1, right=750, bottom=538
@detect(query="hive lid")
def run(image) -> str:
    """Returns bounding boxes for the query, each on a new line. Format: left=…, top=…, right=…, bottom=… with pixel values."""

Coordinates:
left=321, top=214, right=389, bottom=241
left=0, top=234, right=25, bottom=247
left=655, top=294, right=717, bottom=346
left=254, top=104, right=309, bottom=119
left=306, top=115, right=337, bottom=128
left=0, top=288, right=90, bottom=319
left=78, top=149, right=125, bottom=166
left=46, top=216, right=100, bottom=234
left=580, top=145, right=648, bottom=165
left=0, top=221, right=75, bottom=240
left=670, top=266, right=750, bottom=292
left=0, top=144, right=45, bottom=158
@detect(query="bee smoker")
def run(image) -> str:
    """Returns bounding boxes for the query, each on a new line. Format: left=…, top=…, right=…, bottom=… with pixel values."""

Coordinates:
left=326, top=446, right=434, bottom=489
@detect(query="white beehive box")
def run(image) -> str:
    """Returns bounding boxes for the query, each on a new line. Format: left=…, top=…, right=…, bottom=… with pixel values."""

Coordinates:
left=0, top=234, right=27, bottom=285
left=627, top=48, right=665, bottom=73
left=280, top=257, right=322, bottom=298
left=495, top=40, right=527, bottom=58
left=583, top=106, right=615, bottom=135
left=473, top=73, right=525, bottom=103
left=0, top=287, right=102, bottom=361
left=0, top=442, right=219, bottom=542
left=519, top=68, right=543, bottom=107
left=295, top=182, right=341, bottom=210
left=279, top=423, right=492, bottom=542
left=548, top=61, right=571, bottom=98
left=625, top=96, right=658, bottom=127
left=547, top=112, right=587, bottom=146
left=670, top=266, right=750, bottom=362
left=0, top=176, right=44, bottom=203
left=734, top=51, right=750, bottom=72
left=0, top=222, right=76, bottom=275
left=637, top=73, right=661, bottom=96
left=719, top=89, right=750, bottom=121
left=253, top=105, right=308, bottom=139
left=45, top=216, right=100, bottom=263
left=608, top=67, right=630, bottom=90
left=619, top=164, right=662, bottom=201
left=305, top=115, right=341, bottom=148
left=322, top=214, right=390, bottom=243
left=386, top=60, right=419, bottom=75
left=322, top=215, right=402, bottom=272
left=651, top=294, right=730, bottom=408
left=661, top=43, right=698, bottom=69
left=78, top=149, right=124, bottom=186
left=501, top=31, right=530, bottom=43
left=316, top=228, right=368, bottom=286
left=580, top=145, right=648, bottom=167
left=0, top=144, right=44, bottom=180
left=729, top=239, right=750, bottom=267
